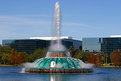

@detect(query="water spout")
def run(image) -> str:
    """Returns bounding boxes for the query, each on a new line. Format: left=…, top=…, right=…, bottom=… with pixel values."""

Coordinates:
left=49, top=2, right=65, bottom=52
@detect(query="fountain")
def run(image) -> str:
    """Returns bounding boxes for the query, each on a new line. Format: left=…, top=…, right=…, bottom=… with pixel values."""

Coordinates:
left=24, top=2, right=93, bottom=73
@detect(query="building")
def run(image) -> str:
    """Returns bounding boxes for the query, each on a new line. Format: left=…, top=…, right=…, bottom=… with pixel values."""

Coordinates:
left=2, top=39, right=49, bottom=54
left=63, top=39, right=82, bottom=50
left=82, top=38, right=101, bottom=52
left=30, top=36, right=72, bottom=40
left=110, top=35, right=121, bottom=37
left=30, top=36, right=82, bottom=50
left=82, top=37, right=121, bottom=54
left=2, top=37, right=82, bottom=54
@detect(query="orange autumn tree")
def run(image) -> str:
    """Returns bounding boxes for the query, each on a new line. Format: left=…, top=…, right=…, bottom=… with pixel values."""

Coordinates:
left=115, top=50, right=120, bottom=66
left=88, top=53, right=95, bottom=64
left=88, top=53, right=102, bottom=66
left=10, top=49, right=18, bottom=64
left=88, top=55, right=91, bottom=63
left=111, top=49, right=120, bottom=66
left=14, top=50, right=18, bottom=64
left=17, top=52, right=23, bottom=64
left=111, top=52, right=115, bottom=65
left=10, top=49, right=15, bottom=64
left=95, top=53, right=101, bottom=66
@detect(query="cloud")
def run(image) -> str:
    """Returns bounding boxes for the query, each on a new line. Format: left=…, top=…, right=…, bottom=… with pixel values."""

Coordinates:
left=16, top=14, right=51, bottom=18
left=0, top=15, right=51, bottom=26
left=0, top=15, right=88, bottom=27
left=63, top=22, right=88, bottom=27
left=0, top=15, right=89, bottom=44
left=0, top=15, right=52, bottom=44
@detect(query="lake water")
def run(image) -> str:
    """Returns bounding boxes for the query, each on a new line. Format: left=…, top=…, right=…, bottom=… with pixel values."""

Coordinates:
left=0, top=66, right=121, bottom=81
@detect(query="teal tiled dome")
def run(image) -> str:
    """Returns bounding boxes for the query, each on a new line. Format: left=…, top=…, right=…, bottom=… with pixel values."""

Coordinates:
left=33, top=57, right=84, bottom=69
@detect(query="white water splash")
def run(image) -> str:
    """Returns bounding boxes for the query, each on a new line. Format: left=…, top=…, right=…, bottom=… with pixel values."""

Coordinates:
left=20, top=68, right=25, bottom=73
left=20, top=62, right=37, bottom=73
left=78, top=59, right=94, bottom=68
left=22, top=62, right=37, bottom=68
left=81, top=63, right=94, bottom=68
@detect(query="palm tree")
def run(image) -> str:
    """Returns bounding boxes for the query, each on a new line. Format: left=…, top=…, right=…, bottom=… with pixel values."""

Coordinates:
left=68, top=46, right=74, bottom=56
left=104, top=53, right=108, bottom=65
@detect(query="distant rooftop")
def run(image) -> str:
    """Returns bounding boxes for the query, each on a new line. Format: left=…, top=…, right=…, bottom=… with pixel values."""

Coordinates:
left=110, top=35, right=121, bottom=38
left=30, top=36, right=72, bottom=40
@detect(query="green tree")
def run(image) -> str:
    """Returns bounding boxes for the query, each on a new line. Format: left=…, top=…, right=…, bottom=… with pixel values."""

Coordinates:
left=20, top=52, right=28, bottom=62
left=0, top=46, right=11, bottom=54
left=1, top=53, right=10, bottom=64
left=68, top=46, right=74, bottom=56
left=14, top=50, right=18, bottom=64
left=101, top=55, right=105, bottom=65
left=74, top=50, right=82, bottom=59
left=104, top=53, right=108, bottom=65
left=0, top=46, right=11, bottom=64
left=74, top=50, right=90, bottom=62
left=28, top=48, right=47, bottom=62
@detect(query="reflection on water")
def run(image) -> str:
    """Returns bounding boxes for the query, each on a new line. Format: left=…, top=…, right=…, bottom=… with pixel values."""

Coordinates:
left=50, top=74, right=61, bottom=81
left=0, top=67, right=121, bottom=81
left=49, top=71, right=121, bottom=81
left=50, top=75, right=56, bottom=81
left=50, top=74, right=67, bottom=81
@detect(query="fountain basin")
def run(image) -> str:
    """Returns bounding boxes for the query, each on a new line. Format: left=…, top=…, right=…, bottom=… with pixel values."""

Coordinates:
left=25, top=68, right=93, bottom=73
left=24, top=57, right=93, bottom=73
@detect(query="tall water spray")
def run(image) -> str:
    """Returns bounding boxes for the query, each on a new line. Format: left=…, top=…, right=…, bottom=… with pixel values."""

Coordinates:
left=49, top=2, right=66, bottom=52
left=55, top=2, right=61, bottom=44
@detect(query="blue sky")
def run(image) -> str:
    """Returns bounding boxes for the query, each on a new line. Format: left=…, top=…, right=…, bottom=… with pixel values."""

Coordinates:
left=0, top=0, right=121, bottom=44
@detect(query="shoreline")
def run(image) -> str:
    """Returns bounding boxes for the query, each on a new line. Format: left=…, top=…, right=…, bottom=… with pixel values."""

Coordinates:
left=0, top=64, right=120, bottom=68
left=98, top=66, right=121, bottom=68
left=0, top=64, right=18, bottom=67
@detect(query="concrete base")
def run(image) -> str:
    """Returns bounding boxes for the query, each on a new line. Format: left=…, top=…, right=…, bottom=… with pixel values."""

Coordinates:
left=25, top=68, right=93, bottom=73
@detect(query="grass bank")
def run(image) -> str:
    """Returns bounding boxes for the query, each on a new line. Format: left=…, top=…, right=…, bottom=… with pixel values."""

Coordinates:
left=0, top=64, right=18, bottom=67
left=98, top=63, right=121, bottom=68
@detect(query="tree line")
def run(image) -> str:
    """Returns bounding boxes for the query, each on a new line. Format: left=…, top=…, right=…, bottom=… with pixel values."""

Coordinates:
left=69, top=46, right=121, bottom=67
left=0, top=45, right=120, bottom=67
left=0, top=45, right=47, bottom=65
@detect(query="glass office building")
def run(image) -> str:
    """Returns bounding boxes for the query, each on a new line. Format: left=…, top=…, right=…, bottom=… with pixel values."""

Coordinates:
left=101, top=38, right=121, bottom=54
left=2, top=39, right=49, bottom=54
left=2, top=39, right=81, bottom=54
left=82, top=38, right=101, bottom=52
left=62, top=39, right=82, bottom=50
left=82, top=37, right=121, bottom=54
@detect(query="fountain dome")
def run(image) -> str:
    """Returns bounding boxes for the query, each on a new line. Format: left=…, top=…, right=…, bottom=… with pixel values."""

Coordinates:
left=25, top=51, right=93, bottom=73
left=34, top=57, right=85, bottom=69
